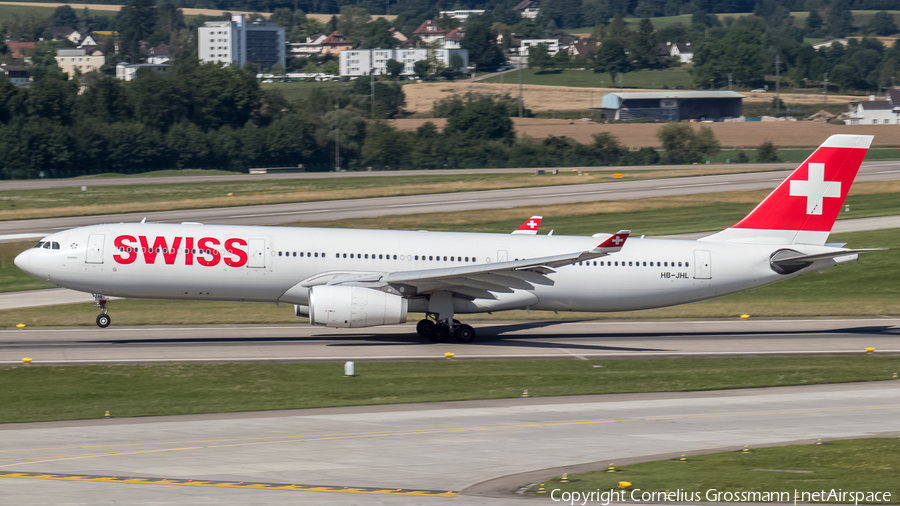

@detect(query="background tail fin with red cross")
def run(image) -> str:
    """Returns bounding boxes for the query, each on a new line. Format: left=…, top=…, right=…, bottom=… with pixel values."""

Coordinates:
left=700, top=134, right=873, bottom=246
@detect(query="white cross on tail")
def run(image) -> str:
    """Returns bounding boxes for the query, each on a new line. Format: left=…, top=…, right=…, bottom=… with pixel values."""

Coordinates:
left=789, top=163, right=841, bottom=215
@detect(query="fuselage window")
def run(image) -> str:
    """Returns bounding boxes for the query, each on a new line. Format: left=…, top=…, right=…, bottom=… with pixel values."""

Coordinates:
left=350, top=254, right=354, bottom=258
left=315, top=253, right=319, bottom=258
left=678, top=262, right=682, bottom=267
left=379, top=254, right=383, bottom=259
left=664, top=262, right=668, bottom=267
left=628, top=261, right=632, bottom=266
left=614, top=261, right=618, bottom=266
left=365, top=254, right=369, bottom=259
left=429, top=256, right=433, bottom=261
left=593, top=261, right=597, bottom=266
left=415, top=255, right=419, bottom=260
left=443, top=256, right=447, bottom=261
left=278, top=251, right=282, bottom=256
left=642, top=261, right=646, bottom=266
left=686, top=262, right=689, bottom=267
left=393, top=255, right=397, bottom=260
left=465, top=257, right=469, bottom=262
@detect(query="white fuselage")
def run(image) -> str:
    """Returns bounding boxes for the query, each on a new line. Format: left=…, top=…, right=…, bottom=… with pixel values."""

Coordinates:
left=15, top=222, right=847, bottom=315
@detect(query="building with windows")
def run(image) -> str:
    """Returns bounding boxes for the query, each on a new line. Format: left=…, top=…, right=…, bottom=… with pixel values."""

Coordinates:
left=0, top=64, right=29, bottom=86
left=520, top=39, right=559, bottom=56
left=600, top=91, right=744, bottom=122
left=199, top=14, right=285, bottom=71
left=844, top=90, right=900, bottom=125
left=339, top=48, right=469, bottom=77
left=321, top=31, right=353, bottom=55
left=413, top=20, right=447, bottom=45
left=514, top=0, right=540, bottom=19
left=116, top=62, right=169, bottom=81
left=55, top=47, right=105, bottom=77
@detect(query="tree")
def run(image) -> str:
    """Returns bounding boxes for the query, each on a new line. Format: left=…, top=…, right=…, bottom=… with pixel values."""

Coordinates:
left=336, top=5, right=370, bottom=39
left=385, top=59, right=404, bottom=79
left=592, top=39, right=629, bottom=83
left=359, top=18, right=396, bottom=49
left=539, top=0, right=583, bottom=29
left=632, top=18, right=658, bottom=69
left=826, top=0, right=854, bottom=38
left=444, top=96, right=515, bottom=144
left=527, top=43, right=553, bottom=71
left=461, top=14, right=504, bottom=71
left=271, top=63, right=286, bottom=76
left=590, top=132, right=623, bottom=166
left=756, top=140, right=781, bottom=163
left=867, top=11, right=899, bottom=36
left=657, top=123, right=720, bottom=164
left=805, top=7, right=824, bottom=35
left=51, top=5, right=78, bottom=28
left=361, top=121, right=408, bottom=168
left=119, top=0, right=157, bottom=61
left=413, top=60, right=429, bottom=81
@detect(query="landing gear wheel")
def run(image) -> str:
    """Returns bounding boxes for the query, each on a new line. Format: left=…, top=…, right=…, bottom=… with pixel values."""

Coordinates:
left=454, top=324, right=476, bottom=343
left=416, top=319, right=435, bottom=338
left=430, top=324, right=449, bottom=343
left=96, top=314, right=111, bottom=328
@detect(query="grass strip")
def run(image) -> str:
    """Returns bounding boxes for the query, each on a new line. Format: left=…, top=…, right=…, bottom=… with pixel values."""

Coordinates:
left=2, top=228, right=896, bottom=325
left=0, top=167, right=770, bottom=221
left=539, top=438, right=900, bottom=503
left=1, top=356, right=898, bottom=423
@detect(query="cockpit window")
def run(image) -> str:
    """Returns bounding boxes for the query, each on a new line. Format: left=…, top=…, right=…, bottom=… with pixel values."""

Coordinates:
left=33, top=242, right=45, bottom=249
left=51, top=242, right=60, bottom=249
left=42, top=242, right=51, bottom=249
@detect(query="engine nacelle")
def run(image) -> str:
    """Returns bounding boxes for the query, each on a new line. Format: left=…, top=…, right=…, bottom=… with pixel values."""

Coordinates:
left=309, top=286, right=408, bottom=328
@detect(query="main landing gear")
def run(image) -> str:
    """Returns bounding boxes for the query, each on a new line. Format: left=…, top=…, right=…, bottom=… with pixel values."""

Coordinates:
left=416, top=315, right=476, bottom=343
left=94, top=294, right=110, bottom=328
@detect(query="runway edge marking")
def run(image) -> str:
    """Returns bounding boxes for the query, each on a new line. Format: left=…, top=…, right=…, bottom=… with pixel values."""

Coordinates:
left=0, top=471, right=457, bottom=497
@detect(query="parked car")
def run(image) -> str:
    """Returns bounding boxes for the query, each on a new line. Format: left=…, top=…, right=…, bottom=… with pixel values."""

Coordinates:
left=751, top=88, right=766, bottom=92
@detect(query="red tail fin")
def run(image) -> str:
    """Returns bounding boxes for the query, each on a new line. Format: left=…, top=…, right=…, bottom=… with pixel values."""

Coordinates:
left=512, top=216, right=542, bottom=235
left=701, top=134, right=872, bottom=245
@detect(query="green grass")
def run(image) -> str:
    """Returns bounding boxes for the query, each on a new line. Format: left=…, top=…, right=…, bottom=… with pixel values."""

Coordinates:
left=0, top=241, right=54, bottom=293
left=479, top=67, right=695, bottom=90
left=1, top=356, right=898, bottom=423
left=542, top=438, right=900, bottom=503
left=76, top=169, right=240, bottom=179
left=262, top=79, right=356, bottom=103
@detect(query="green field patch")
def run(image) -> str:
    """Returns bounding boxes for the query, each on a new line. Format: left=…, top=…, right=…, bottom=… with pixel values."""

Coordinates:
left=0, top=356, right=897, bottom=423
left=76, top=169, right=241, bottom=179
left=540, top=438, right=900, bottom=503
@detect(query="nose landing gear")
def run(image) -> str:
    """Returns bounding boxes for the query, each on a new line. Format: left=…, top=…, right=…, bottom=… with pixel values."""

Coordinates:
left=94, top=294, right=110, bottom=328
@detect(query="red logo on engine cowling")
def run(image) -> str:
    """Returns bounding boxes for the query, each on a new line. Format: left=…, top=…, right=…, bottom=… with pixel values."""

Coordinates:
left=113, top=236, right=249, bottom=267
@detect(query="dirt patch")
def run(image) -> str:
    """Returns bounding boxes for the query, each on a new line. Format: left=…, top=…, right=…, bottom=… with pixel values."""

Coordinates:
left=403, top=82, right=861, bottom=115
left=393, top=117, right=900, bottom=148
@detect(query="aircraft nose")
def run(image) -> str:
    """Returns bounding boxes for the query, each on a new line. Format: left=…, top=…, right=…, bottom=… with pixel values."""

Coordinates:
left=14, top=249, right=30, bottom=272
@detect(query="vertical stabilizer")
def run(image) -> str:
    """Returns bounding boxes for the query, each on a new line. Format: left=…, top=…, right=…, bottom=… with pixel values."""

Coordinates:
left=700, top=134, right=872, bottom=245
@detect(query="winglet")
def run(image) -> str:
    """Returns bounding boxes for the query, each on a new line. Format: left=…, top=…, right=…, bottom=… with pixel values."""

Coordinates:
left=593, top=230, right=630, bottom=252
left=512, top=216, right=543, bottom=235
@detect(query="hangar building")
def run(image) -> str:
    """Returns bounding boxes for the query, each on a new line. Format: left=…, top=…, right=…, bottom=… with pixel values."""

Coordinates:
left=600, top=91, right=744, bottom=122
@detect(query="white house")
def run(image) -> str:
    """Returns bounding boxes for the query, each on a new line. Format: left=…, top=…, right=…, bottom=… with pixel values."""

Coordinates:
left=514, top=0, right=539, bottom=19
left=520, top=39, right=559, bottom=56
left=439, top=10, right=484, bottom=22
left=812, top=38, right=848, bottom=50
left=844, top=90, right=900, bottom=125
left=340, top=48, right=469, bottom=76
left=669, top=42, right=693, bottom=63
left=289, top=35, right=327, bottom=56
left=55, top=47, right=105, bottom=77
left=116, top=62, right=170, bottom=81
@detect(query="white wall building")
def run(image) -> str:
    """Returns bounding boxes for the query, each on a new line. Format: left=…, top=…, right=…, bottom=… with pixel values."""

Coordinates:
left=116, top=62, right=170, bottom=81
left=520, top=39, right=559, bottom=56
left=199, top=14, right=286, bottom=70
left=439, top=10, right=484, bottom=21
left=55, top=48, right=105, bottom=78
left=845, top=90, right=900, bottom=125
left=340, top=49, right=469, bottom=77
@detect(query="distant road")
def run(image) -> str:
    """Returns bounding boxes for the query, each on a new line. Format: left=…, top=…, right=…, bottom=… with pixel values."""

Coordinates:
left=2, top=162, right=899, bottom=238
left=0, top=163, right=802, bottom=191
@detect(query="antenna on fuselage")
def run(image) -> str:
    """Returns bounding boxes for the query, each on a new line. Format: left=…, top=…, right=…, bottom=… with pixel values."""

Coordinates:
left=548, top=230, right=554, bottom=236
left=140, top=217, right=147, bottom=224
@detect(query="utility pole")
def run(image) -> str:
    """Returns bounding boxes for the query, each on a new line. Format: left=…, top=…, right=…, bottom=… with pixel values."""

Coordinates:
left=618, top=72, right=623, bottom=89
left=518, top=61, right=523, bottom=118
left=335, top=103, right=340, bottom=172
left=775, top=54, right=780, bottom=116
left=824, top=73, right=828, bottom=105
left=370, top=66, right=375, bottom=116
left=728, top=73, right=732, bottom=90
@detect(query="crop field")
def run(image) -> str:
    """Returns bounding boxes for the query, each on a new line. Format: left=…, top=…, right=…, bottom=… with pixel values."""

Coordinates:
left=477, top=67, right=696, bottom=90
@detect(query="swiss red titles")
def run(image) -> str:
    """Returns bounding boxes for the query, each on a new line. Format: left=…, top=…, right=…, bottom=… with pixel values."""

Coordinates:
left=113, top=236, right=249, bottom=267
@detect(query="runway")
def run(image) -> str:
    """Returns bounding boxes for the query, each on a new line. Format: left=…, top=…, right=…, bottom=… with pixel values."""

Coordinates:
left=0, top=381, right=897, bottom=505
left=4, top=162, right=900, bottom=237
left=2, top=318, right=899, bottom=364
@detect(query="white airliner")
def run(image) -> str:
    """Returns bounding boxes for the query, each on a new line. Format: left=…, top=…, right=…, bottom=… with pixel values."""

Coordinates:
left=16, top=135, right=877, bottom=343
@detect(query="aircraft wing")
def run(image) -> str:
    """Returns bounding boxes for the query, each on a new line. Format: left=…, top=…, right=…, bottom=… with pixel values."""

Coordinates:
left=380, top=230, right=630, bottom=299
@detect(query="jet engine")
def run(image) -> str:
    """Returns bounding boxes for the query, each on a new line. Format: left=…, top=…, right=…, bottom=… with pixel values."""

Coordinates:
left=309, top=285, right=408, bottom=328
